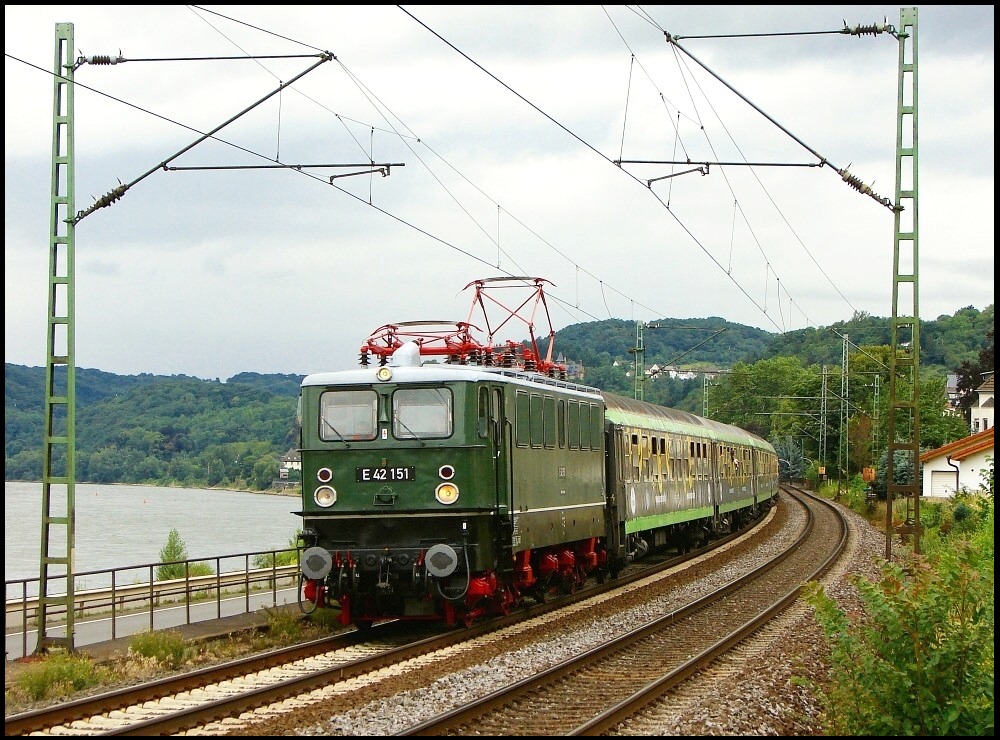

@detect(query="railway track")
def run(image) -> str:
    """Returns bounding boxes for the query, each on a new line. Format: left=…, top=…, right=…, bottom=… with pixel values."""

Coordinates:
left=398, top=486, right=846, bottom=736
left=3, top=489, right=831, bottom=736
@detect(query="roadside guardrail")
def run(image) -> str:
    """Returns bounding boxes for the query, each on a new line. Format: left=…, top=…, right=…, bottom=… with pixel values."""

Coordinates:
left=5, top=548, right=304, bottom=659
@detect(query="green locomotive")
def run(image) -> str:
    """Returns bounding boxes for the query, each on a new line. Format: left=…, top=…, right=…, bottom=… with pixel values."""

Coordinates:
left=296, top=278, right=778, bottom=628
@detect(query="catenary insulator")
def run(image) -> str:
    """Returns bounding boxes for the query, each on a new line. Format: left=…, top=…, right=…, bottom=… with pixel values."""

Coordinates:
left=843, top=20, right=894, bottom=37
left=84, top=55, right=124, bottom=65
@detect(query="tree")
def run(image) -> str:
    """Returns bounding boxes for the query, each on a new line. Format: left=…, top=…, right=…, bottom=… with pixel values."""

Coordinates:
left=954, top=325, right=994, bottom=423
left=155, top=528, right=214, bottom=580
left=156, top=528, right=189, bottom=581
left=871, top=448, right=918, bottom=501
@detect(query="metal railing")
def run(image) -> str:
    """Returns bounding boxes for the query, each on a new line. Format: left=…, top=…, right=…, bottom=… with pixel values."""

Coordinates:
left=5, top=547, right=303, bottom=659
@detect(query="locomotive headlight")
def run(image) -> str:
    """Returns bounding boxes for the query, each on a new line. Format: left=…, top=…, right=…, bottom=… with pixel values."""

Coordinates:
left=435, top=482, right=460, bottom=505
left=376, top=366, right=393, bottom=382
left=316, top=467, right=333, bottom=483
left=438, top=464, right=456, bottom=480
left=314, top=485, right=338, bottom=507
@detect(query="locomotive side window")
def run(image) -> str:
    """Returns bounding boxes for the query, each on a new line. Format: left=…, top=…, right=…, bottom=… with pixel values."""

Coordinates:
left=320, top=389, right=377, bottom=441
left=557, top=399, right=566, bottom=449
left=529, top=393, right=543, bottom=448
left=477, top=387, right=490, bottom=438
left=515, top=390, right=530, bottom=447
left=567, top=401, right=580, bottom=449
left=543, top=395, right=556, bottom=448
left=393, top=387, right=453, bottom=439
left=579, top=402, right=591, bottom=450
left=590, top=403, right=602, bottom=450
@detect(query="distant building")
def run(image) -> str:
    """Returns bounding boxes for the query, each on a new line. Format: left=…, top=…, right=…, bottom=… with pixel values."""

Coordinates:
left=919, top=428, right=994, bottom=498
left=946, top=373, right=961, bottom=410
left=662, top=365, right=698, bottom=381
left=971, top=372, right=994, bottom=433
left=556, top=353, right=585, bottom=380
left=281, top=448, right=301, bottom=472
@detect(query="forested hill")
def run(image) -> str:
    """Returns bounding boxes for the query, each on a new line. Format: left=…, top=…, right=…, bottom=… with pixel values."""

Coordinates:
left=4, top=304, right=992, bottom=488
left=554, top=305, right=993, bottom=375
left=5, top=366, right=305, bottom=488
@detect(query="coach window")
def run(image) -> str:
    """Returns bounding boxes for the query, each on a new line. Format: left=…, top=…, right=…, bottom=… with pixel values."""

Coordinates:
left=393, top=387, right=453, bottom=439
left=320, top=389, right=377, bottom=441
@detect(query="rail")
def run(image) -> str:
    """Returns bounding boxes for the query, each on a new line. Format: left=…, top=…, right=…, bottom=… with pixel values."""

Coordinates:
left=5, top=547, right=303, bottom=659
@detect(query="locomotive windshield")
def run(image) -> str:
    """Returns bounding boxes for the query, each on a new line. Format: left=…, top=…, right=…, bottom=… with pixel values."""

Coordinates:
left=320, top=389, right=377, bottom=441
left=393, top=387, right=453, bottom=439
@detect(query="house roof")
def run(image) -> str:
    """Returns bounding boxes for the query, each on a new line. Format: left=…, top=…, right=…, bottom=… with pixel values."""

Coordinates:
left=977, top=373, right=994, bottom=393
left=920, top=427, right=994, bottom=463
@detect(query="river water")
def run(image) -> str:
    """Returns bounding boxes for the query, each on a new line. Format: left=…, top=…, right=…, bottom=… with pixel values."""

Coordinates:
left=4, top=482, right=302, bottom=585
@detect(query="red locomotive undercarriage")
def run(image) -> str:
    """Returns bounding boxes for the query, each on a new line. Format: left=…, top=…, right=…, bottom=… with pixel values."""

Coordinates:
left=303, top=537, right=607, bottom=627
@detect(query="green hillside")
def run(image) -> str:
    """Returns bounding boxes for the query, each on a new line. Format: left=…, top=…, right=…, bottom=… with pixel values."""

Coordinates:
left=5, top=304, right=992, bottom=489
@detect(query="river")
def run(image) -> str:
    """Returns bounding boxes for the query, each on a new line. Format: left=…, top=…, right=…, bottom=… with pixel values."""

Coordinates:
left=4, top=482, right=303, bottom=584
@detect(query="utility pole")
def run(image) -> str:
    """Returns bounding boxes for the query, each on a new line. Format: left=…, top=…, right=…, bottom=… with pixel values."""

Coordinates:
left=629, top=321, right=646, bottom=400
left=819, top=366, right=828, bottom=478
left=36, top=22, right=79, bottom=654
left=885, top=7, right=921, bottom=559
left=838, top=334, right=850, bottom=496
left=32, top=21, right=347, bottom=653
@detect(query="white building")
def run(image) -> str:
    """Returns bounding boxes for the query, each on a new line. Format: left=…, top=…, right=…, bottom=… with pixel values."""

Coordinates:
left=971, top=372, right=994, bottom=433
left=919, top=428, right=994, bottom=498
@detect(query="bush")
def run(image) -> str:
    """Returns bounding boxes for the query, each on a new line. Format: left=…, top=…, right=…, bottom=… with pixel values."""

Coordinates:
left=7, top=652, right=111, bottom=702
left=252, top=532, right=302, bottom=569
left=156, top=528, right=215, bottom=580
left=803, top=539, right=994, bottom=735
left=263, top=607, right=305, bottom=640
left=127, top=629, right=190, bottom=668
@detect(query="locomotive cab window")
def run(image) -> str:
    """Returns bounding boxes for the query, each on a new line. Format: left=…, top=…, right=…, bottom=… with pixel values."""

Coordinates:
left=393, top=387, right=453, bottom=439
left=320, top=389, right=377, bottom=441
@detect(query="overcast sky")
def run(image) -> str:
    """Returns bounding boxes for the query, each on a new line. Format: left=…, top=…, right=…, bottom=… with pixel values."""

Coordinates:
left=5, top=5, right=994, bottom=380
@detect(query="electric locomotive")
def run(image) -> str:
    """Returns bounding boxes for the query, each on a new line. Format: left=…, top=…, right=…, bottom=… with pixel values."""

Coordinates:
left=295, top=277, right=778, bottom=628
left=296, top=339, right=611, bottom=627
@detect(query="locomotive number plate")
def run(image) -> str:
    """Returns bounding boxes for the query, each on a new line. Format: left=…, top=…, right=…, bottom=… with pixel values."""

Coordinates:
left=356, top=466, right=416, bottom=482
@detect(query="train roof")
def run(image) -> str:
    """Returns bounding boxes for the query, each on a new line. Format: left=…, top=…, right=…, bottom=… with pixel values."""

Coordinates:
left=602, top=392, right=773, bottom=450
left=302, top=356, right=603, bottom=400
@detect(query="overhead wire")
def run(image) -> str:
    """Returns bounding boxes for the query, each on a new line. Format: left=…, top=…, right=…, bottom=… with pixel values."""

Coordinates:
left=15, top=6, right=889, bottom=345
